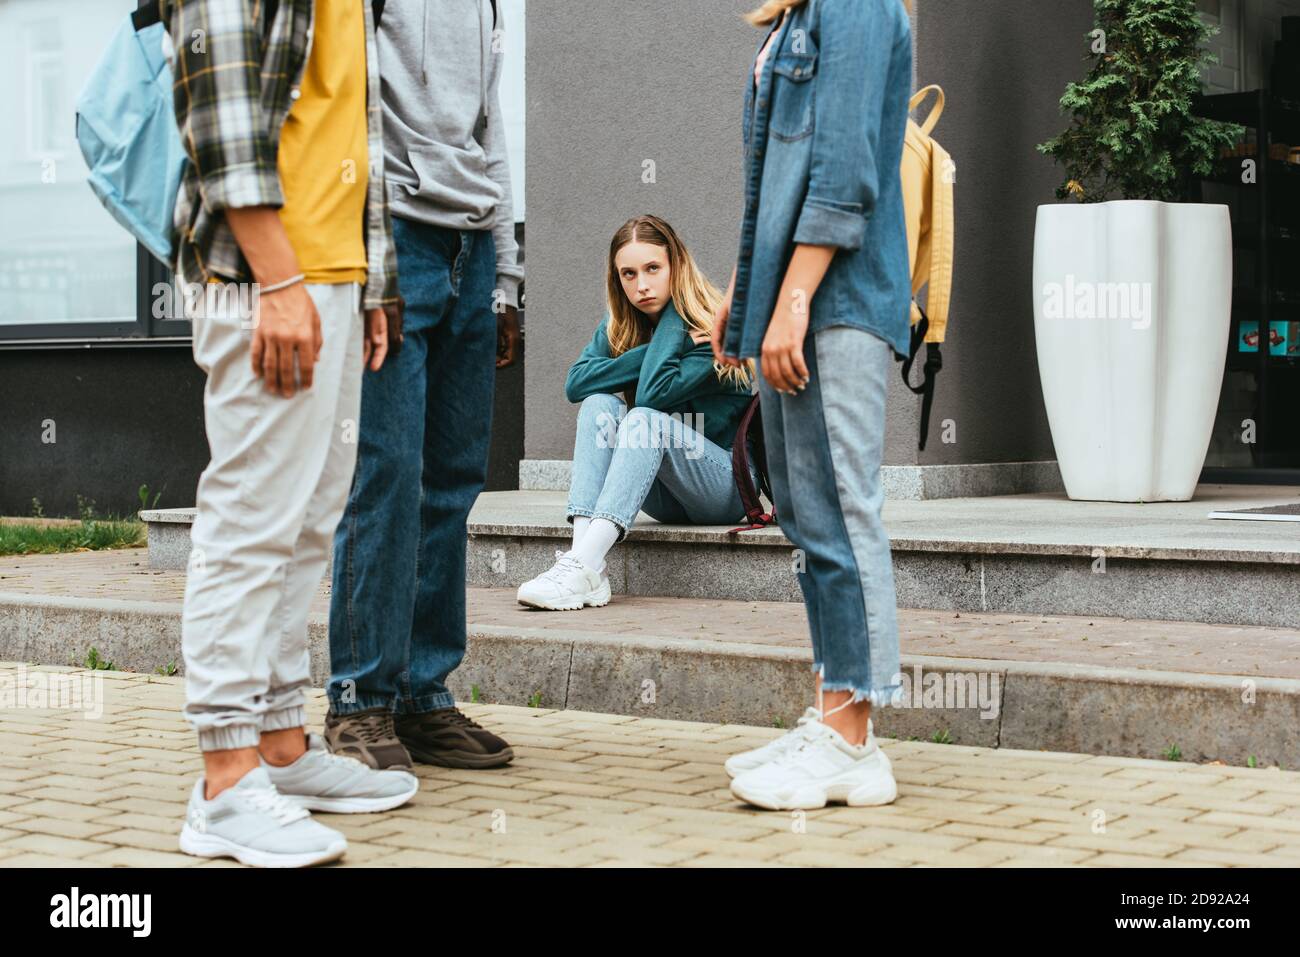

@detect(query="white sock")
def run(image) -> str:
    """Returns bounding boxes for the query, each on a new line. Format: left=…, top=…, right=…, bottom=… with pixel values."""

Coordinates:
left=570, top=518, right=619, bottom=573
left=571, top=516, right=591, bottom=551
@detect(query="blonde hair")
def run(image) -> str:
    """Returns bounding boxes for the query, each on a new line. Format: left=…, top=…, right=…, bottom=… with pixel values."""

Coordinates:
left=604, top=215, right=754, bottom=392
left=745, top=0, right=911, bottom=28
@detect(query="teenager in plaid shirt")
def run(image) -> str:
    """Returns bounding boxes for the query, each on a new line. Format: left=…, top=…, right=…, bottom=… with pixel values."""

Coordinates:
left=163, top=0, right=418, bottom=868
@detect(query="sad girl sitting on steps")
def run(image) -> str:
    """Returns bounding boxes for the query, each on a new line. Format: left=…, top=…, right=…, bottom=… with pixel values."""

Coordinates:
left=516, top=214, right=760, bottom=610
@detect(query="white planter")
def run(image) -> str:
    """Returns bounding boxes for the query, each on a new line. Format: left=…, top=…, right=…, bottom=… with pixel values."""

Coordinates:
left=1032, top=200, right=1232, bottom=502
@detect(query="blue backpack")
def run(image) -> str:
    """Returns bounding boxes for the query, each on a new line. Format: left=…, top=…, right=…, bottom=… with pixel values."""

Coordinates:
left=74, top=1, right=187, bottom=267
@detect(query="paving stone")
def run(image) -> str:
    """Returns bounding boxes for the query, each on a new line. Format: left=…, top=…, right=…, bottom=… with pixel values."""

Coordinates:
left=2, top=664, right=1298, bottom=868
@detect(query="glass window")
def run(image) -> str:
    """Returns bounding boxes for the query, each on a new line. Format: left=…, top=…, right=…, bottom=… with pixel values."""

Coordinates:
left=0, top=1, right=138, bottom=333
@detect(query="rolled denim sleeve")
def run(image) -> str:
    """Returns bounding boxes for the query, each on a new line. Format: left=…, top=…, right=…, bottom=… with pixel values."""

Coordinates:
left=792, top=0, right=896, bottom=251
left=167, top=0, right=284, bottom=214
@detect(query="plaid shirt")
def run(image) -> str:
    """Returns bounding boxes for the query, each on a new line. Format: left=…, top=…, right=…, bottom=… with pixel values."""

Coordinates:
left=160, top=0, right=398, bottom=308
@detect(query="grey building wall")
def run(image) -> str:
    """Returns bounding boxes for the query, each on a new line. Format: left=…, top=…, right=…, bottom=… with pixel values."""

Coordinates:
left=526, top=0, right=1095, bottom=471
left=525, top=0, right=763, bottom=462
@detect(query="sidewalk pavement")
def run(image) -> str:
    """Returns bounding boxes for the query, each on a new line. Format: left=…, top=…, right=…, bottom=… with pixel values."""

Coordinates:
left=2, top=664, right=1298, bottom=867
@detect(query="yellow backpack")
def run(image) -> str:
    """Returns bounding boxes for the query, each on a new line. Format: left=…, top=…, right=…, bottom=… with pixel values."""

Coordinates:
left=899, top=84, right=954, bottom=450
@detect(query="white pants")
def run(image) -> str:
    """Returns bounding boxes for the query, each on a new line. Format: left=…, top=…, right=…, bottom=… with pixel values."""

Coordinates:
left=180, top=278, right=363, bottom=751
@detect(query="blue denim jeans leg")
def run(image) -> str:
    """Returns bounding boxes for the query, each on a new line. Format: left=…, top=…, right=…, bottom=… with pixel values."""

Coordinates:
left=566, top=393, right=758, bottom=544
left=328, top=216, right=497, bottom=715
left=756, top=325, right=901, bottom=708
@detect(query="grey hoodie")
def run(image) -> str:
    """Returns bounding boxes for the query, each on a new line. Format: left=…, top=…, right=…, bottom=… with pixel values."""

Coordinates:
left=378, top=0, right=523, bottom=308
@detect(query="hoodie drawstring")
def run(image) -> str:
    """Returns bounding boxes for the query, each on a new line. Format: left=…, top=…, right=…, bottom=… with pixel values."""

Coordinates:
left=421, top=0, right=428, bottom=84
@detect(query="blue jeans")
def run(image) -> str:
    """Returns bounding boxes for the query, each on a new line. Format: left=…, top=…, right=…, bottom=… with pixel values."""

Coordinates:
left=756, top=325, right=901, bottom=708
left=327, top=216, right=497, bottom=715
left=566, top=393, right=759, bottom=543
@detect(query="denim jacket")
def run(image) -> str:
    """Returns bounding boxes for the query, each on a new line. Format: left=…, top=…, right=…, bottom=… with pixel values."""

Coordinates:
left=723, top=0, right=913, bottom=361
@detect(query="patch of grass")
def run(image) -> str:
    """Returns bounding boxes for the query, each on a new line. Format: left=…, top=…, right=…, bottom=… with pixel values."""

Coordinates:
left=470, top=684, right=481, bottom=703
left=1247, top=754, right=1258, bottom=769
left=1, top=492, right=148, bottom=555
left=81, top=647, right=116, bottom=671
left=931, top=728, right=953, bottom=745
left=526, top=690, right=542, bottom=708
left=0, top=518, right=145, bottom=555
left=154, top=661, right=178, bottom=676
left=1162, top=744, right=1183, bottom=762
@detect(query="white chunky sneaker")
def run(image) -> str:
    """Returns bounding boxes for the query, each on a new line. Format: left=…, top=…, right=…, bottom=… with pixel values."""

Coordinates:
left=516, top=549, right=611, bottom=610
left=724, top=708, right=824, bottom=778
left=262, top=733, right=419, bottom=813
left=729, top=719, right=897, bottom=811
left=178, top=766, right=347, bottom=868
left=726, top=715, right=889, bottom=779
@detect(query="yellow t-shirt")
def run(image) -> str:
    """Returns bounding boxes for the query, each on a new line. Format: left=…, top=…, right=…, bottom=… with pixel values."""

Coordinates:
left=276, top=0, right=369, bottom=284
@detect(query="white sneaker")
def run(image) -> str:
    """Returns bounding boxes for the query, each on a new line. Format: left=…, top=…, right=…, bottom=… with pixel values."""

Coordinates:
left=724, top=708, right=824, bottom=778
left=516, top=548, right=611, bottom=610
left=262, top=733, right=419, bottom=813
left=729, top=719, right=897, bottom=811
left=178, top=766, right=347, bottom=868
left=725, top=715, right=888, bottom=778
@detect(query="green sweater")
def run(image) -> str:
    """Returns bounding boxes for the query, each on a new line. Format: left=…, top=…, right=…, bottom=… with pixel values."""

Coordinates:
left=564, top=301, right=754, bottom=452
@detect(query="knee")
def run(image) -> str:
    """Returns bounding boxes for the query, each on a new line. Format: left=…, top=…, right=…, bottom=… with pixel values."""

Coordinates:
left=616, top=406, right=673, bottom=448
left=579, top=393, right=624, bottom=417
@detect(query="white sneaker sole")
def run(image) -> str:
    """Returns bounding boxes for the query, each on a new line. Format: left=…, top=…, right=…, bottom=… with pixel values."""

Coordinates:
left=179, top=825, right=347, bottom=868
left=281, top=776, right=420, bottom=814
left=730, top=772, right=898, bottom=811
left=516, top=578, right=612, bottom=611
left=730, top=748, right=897, bottom=811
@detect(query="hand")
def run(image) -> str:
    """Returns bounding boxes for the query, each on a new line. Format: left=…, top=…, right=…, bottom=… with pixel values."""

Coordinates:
left=760, top=292, right=811, bottom=396
left=363, top=306, right=389, bottom=371
left=250, top=282, right=322, bottom=398
left=497, top=304, right=521, bottom=369
left=383, top=294, right=405, bottom=359
left=689, top=328, right=712, bottom=346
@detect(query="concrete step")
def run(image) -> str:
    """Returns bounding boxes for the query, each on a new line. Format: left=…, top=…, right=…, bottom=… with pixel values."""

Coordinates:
left=142, top=484, right=1300, bottom=628
left=2, top=548, right=1297, bottom=769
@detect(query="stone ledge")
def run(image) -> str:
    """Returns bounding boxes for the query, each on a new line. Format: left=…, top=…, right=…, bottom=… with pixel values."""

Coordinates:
left=3, top=591, right=1295, bottom=768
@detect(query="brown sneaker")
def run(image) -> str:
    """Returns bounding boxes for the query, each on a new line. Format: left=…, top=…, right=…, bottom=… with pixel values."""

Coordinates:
left=394, top=708, right=514, bottom=769
left=324, top=707, right=413, bottom=770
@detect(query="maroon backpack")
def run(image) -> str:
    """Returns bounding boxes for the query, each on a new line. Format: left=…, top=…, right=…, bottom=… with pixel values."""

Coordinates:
left=727, top=395, right=777, bottom=534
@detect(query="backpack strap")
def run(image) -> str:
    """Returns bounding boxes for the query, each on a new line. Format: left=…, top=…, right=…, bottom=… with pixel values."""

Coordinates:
left=910, top=85, right=945, bottom=136
left=132, top=0, right=162, bottom=30
left=900, top=305, right=944, bottom=451
left=727, top=395, right=778, bottom=534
